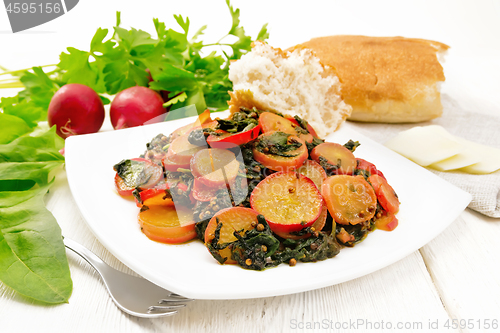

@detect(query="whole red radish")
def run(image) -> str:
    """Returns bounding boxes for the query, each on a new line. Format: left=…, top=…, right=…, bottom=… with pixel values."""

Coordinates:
left=110, top=86, right=166, bottom=129
left=48, top=83, right=105, bottom=139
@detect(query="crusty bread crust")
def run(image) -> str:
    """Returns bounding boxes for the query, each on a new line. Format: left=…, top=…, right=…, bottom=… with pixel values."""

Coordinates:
left=291, top=35, right=449, bottom=123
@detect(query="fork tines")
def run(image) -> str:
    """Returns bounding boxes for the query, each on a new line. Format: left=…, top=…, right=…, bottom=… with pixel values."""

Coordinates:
left=148, top=304, right=186, bottom=314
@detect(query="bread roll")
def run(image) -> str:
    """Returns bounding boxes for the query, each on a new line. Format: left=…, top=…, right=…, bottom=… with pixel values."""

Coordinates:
left=228, top=42, right=352, bottom=139
left=292, top=35, right=449, bottom=123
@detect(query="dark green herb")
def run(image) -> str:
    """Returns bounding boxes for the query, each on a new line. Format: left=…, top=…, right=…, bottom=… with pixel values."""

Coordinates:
left=318, top=156, right=341, bottom=176
left=306, top=137, right=325, bottom=152
left=215, top=118, right=258, bottom=133
left=209, top=215, right=342, bottom=271
left=270, top=229, right=341, bottom=265
left=187, top=128, right=208, bottom=146
left=132, top=189, right=142, bottom=204
left=206, top=218, right=229, bottom=264
left=141, top=133, right=170, bottom=163
left=335, top=220, right=374, bottom=247
left=237, top=143, right=267, bottom=207
left=230, top=215, right=280, bottom=270
left=344, top=140, right=360, bottom=152
left=293, top=115, right=309, bottom=131
left=255, top=131, right=303, bottom=157
left=166, top=171, right=195, bottom=208
left=354, top=168, right=371, bottom=180
left=194, top=219, right=210, bottom=241
left=113, top=159, right=150, bottom=188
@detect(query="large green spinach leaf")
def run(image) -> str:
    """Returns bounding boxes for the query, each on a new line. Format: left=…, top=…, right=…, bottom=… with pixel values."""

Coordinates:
left=0, top=122, right=71, bottom=304
left=0, top=187, right=72, bottom=303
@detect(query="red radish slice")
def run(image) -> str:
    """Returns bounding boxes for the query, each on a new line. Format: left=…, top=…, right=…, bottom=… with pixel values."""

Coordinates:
left=250, top=172, right=323, bottom=233
left=274, top=205, right=328, bottom=240
left=252, top=132, right=308, bottom=172
left=311, top=142, right=357, bottom=175
left=297, top=159, right=327, bottom=190
left=285, top=116, right=319, bottom=138
left=192, top=178, right=218, bottom=202
left=207, top=125, right=261, bottom=148
left=114, top=173, right=135, bottom=196
left=162, top=155, right=190, bottom=172
left=135, top=185, right=173, bottom=208
left=114, top=158, right=163, bottom=196
left=167, top=133, right=205, bottom=165
left=368, top=174, right=399, bottom=214
left=204, top=207, right=260, bottom=264
left=190, top=148, right=240, bottom=187
left=322, top=175, right=377, bottom=225
left=139, top=161, right=164, bottom=189
left=356, top=158, right=386, bottom=180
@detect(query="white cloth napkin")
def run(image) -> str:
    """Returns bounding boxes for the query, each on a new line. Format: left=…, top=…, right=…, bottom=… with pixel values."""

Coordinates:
left=347, top=94, right=500, bottom=218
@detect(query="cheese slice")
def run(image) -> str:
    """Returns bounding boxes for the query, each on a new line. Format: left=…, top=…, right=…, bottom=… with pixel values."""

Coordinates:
left=385, top=125, right=500, bottom=174
left=428, top=144, right=482, bottom=171
left=384, top=125, right=462, bottom=166
left=460, top=143, right=500, bottom=174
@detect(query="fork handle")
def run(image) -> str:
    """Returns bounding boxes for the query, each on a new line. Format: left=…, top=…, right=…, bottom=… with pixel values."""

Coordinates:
left=63, top=237, right=109, bottom=273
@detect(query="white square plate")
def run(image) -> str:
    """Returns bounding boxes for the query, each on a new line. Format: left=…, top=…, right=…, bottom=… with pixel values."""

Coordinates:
left=65, top=112, right=471, bottom=300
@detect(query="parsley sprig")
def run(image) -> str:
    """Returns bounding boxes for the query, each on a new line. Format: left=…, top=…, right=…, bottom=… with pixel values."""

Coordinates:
left=0, top=0, right=269, bottom=116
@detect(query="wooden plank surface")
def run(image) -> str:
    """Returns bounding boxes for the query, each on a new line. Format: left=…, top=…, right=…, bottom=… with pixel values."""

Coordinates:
left=420, top=210, right=500, bottom=333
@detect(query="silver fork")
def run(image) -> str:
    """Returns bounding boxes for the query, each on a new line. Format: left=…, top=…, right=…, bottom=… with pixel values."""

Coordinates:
left=63, top=237, right=193, bottom=318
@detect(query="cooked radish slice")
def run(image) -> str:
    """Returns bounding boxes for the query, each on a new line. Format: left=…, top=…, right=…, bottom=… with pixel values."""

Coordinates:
left=170, top=109, right=213, bottom=140
left=250, top=172, right=323, bottom=233
left=285, top=115, right=319, bottom=139
left=252, top=132, right=308, bottom=172
left=162, top=155, right=190, bottom=172
left=138, top=205, right=196, bottom=244
left=204, top=207, right=260, bottom=264
left=274, top=204, right=328, bottom=240
left=368, top=174, right=399, bottom=214
left=321, top=175, right=377, bottom=225
left=207, top=125, right=261, bottom=148
left=375, top=212, right=399, bottom=231
left=114, top=173, right=135, bottom=196
left=135, top=184, right=172, bottom=207
left=190, top=148, right=240, bottom=187
left=139, top=161, right=164, bottom=189
left=167, top=133, right=205, bottom=165
left=191, top=178, right=218, bottom=202
left=114, top=158, right=163, bottom=196
left=311, top=142, right=357, bottom=175
left=356, top=158, right=386, bottom=180
left=140, top=191, right=173, bottom=208
left=259, top=112, right=313, bottom=143
left=297, top=159, right=327, bottom=190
